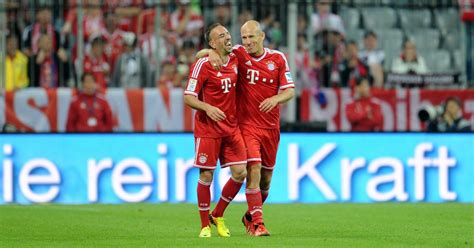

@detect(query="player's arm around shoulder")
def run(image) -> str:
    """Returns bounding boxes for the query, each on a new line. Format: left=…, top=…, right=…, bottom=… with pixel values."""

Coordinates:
left=195, top=48, right=223, bottom=70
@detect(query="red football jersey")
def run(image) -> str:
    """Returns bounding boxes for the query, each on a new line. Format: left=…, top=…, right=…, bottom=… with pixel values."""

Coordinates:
left=184, top=55, right=239, bottom=138
left=83, top=54, right=110, bottom=90
left=233, top=45, right=295, bottom=129
left=66, top=92, right=114, bottom=133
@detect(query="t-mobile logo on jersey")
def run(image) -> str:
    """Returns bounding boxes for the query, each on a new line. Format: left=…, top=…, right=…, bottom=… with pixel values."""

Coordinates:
left=246, top=69, right=274, bottom=85
left=246, top=69, right=259, bottom=84
left=221, top=78, right=232, bottom=93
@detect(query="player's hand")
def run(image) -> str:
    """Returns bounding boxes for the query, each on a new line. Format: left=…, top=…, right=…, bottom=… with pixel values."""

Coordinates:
left=209, top=50, right=223, bottom=70
left=205, top=105, right=226, bottom=122
left=57, top=48, right=68, bottom=62
left=259, top=97, right=279, bottom=113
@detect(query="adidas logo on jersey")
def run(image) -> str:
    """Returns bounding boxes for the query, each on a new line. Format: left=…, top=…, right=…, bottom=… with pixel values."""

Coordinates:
left=245, top=60, right=252, bottom=66
left=217, top=72, right=222, bottom=77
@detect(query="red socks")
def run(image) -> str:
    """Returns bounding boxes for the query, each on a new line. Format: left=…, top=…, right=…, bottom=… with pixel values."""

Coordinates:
left=197, top=179, right=211, bottom=228
left=245, top=188, right=263, bottom=223
left=212, top=177, right=243, bottom=217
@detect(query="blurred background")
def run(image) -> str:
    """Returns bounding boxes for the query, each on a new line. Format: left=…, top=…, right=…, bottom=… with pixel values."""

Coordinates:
left=0, top=0, right=473, bottom=133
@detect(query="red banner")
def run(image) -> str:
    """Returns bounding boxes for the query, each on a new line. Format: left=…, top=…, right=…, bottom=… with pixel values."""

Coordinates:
left=1, top=88, right=473, bottom=132
left=0, top=88, right=194, bottom=132
left=300, top=88, right=474, bottom=131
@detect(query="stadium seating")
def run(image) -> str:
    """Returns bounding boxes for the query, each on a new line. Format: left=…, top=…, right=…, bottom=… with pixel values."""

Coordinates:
left=340, top=7, right=360, bottom=30
left=434, top=8, right=461, bottom=36
left=376, top=28, right=404, bottom=51
left=345, top=28, right=364, bottom=47
left=361, top=7, right=397, bottom=29
left=407, top=28, right=441, bottom=50
left=399, top=8, right=432, bottom=31
left=376, top=28, right=404, bottom=71
left=423, top=49, right=452, bottom=72
left=452, top=50, right=465, bottom=73
left=434, top=8, right=461, bottom=50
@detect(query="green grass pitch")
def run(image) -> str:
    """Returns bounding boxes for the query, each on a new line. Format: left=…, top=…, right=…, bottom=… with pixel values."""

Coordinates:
left=1, top=203, right=472, bottom=247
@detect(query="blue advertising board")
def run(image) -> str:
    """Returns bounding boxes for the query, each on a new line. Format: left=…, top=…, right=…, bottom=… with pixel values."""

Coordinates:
left=0, top=133, right=472, bottom=204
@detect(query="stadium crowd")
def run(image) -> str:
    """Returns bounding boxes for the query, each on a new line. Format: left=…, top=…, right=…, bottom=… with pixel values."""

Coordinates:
left=1, top=0, right=472, bottom=132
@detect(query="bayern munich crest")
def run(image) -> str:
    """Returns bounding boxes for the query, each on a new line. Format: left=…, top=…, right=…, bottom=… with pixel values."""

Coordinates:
left=267, top=62, right=275, bottom=71
left=198, top=153, right=208, bottom=164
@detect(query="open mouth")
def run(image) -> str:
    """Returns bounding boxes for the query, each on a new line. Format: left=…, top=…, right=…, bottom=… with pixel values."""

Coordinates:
left=225, top=41, right=232, bottom=48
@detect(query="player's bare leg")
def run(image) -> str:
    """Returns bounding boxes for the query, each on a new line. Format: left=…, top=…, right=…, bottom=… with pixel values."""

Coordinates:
left=244, top=163, right=270, bottom=236
left=198, top=169, right=213, bottom=237
left=210, top=164, right=247, bottom=237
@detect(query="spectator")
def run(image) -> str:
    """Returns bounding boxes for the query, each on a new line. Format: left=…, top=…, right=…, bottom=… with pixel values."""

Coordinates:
left=5, top=35, right=29, bottom=92
left=391, top=39, right=428, bottom=74
left=176, top=39, right=198, bottom=83
left=103, top=0, right=144, bottom=32
left=359, top=30, right=385, bottom=87
left=169, top=0, right=204, bottom=46
left=238, top=9, right=254, bottom=26
left=156, top=58, right=182, bottom=89
left=137, top=7, right=172, bottom=35
left=204, top=0, right=231, bottom=27
left=139, top=11, right=175, bottom=81
left=102, top=11, right=125, bottom=73
left=66, top=72, right=114, bottom=132
left=6, top=6, right=22, bottom=40
left=111, top=32, right=151, bottom=88
left=295, top=34, right=317, bottom=95
left=61, top=0, right=105, bottom=42
left=427, top=97, right=471, bottom=132
left=339, top=40, right=369, bottom=88
left=82, top=36, right=110, bottom=91
left=22, top=7, right=64, bottom=57
left=261, top=10, right=283, bottom=49
left=28, top=34, right=70, bottom=88
left=297, top=15, right=308, bottom=37
left=346, top=77, right=384, bottom=131
left=311, top=0, right=345, bottom=36
left=316, top=24, right=346, bottom=87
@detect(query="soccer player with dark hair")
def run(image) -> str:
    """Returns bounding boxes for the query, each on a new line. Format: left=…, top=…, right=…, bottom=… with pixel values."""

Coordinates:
left=197, top=20, right=295, bottom=236
left=184, top=23, right=247, bottom=238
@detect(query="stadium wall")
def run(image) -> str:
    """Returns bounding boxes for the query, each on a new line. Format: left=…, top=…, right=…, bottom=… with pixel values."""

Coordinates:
left=2, top=88, right=474, bottom=132
left=0, top=133, right=472, bottom=204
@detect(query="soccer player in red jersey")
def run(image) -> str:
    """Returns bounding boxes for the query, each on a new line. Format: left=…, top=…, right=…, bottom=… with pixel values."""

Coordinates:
left=197, top=20, right=295, bottom=236
left=184, top=23, right=247, bottom=238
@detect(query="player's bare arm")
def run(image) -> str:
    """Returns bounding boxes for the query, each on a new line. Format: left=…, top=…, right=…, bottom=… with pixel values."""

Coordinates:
left=259, top=88, right=295, bottom=113
left=195, top=49, right=223, bottom=70
left=184, top=95, right=226, bottom=122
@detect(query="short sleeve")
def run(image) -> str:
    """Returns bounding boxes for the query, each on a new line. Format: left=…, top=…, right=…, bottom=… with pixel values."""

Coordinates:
left=184, top=58, right=209, bottom=96
left=276, top=52, right=295, bottom=90
left=232, top=45, right=247, bottom=62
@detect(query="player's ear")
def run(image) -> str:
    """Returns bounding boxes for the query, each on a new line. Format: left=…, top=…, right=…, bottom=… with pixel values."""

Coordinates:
left=209, top=40, right=216, bottom=50
left=260, top=31, right=265, bottom=41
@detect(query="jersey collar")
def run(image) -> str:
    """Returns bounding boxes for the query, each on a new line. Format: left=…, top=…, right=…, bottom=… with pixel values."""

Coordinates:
left=251, top=48, right=267, bottom=62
